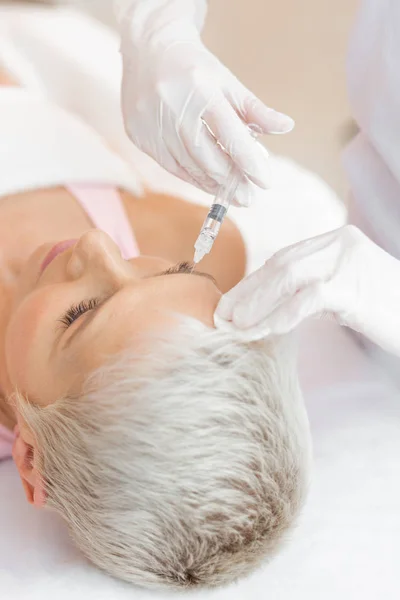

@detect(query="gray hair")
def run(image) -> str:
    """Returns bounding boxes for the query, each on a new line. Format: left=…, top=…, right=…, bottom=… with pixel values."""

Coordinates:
left=17, top=321, right=311, bottom=590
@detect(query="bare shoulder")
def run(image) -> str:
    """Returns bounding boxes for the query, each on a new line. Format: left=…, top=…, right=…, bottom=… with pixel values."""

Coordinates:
left=121, top=190, right=246, bottom=293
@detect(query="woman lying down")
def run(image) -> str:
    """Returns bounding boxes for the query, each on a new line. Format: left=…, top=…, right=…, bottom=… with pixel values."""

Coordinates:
left=0, top=69, right=311, bottom=589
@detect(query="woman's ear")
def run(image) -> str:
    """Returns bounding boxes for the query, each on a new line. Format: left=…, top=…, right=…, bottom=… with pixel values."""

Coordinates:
left=12, top=421, right=46, bottom=508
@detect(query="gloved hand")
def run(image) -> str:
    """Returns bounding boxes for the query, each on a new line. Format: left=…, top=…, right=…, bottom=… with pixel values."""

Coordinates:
left=215, top=225, right=400, bottom=357
left=114, top=0, right=294, bottom=207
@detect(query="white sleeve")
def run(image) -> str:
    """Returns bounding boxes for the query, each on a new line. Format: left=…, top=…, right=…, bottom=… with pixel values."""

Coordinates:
left=344, top=0, right=400, bottom=259
left=346, top=0, right=400, bottom=187
left=113, top=0, right=208, bottom=33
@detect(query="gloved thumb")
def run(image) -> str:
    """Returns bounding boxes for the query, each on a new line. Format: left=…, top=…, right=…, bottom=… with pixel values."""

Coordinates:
left=225, top=79, right=295, bottom=135
left=215, top=260, right=272, bottom=322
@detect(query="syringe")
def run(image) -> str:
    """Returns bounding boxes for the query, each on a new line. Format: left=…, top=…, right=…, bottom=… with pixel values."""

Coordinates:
left=193, top=125, right=260, bottom=265
left=193, top=166, right=241, bottom=264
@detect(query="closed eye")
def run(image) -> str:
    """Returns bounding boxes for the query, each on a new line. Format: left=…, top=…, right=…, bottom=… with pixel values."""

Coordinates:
left=58, top=298, right=101, bottom=330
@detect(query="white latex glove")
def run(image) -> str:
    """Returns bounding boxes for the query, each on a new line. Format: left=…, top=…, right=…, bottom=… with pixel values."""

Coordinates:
left=114, top=0, right=294, bottom=206
left=215, top=225, right=400, bottom=357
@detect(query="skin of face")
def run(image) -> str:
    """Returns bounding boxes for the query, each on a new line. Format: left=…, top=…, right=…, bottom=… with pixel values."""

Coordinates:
left=4, top=229, right=221, bottom=407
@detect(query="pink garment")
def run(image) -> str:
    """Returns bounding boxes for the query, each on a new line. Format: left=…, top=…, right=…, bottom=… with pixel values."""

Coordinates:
left=0, top=183, right=139, bottom=460
left=0, top=425, right=14, bottom=462
left=67, top=184, right=139, bottom=260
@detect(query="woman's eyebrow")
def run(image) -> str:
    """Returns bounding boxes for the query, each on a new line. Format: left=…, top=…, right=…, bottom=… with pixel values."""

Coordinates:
left=156, top=261, right=217, bottom=283
left=162, top=270, right=216, bottom=283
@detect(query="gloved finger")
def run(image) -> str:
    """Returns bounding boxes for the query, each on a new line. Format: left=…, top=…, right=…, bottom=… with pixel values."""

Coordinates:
left=180, top=117, right=263, bottom=206
left=232, top=241, right=342, bottom=329
left=179, top=117, right=238, bottom=189
left=225, top=79, right=295, bottom=135
left=254, top=283, right=328, bottom=336
left=138, top=102, right=219, bottom=193
left=270, top=229, right=340, bottom=266
left=226, top=283, right=328, bottom=342
left=215, top=260, right=274, bottom=322
left=168, top=130, right=256, bottom=206
left=231, top=177, right=259, bottom=207
left=213, top=311, right=256, bottom=341
left=181, top=117, right=257, bottom=207
left=215, top=249, right=286, bottom=322
left=232, top=264, right=324, bottom=330
left=164, top=132, right=219, bottom=194
left=131, top=123, right=211, bottom=191
left=202, top=99, right=270, bottom=189
left=216, top=230, right=339, bottom=323
left=163, top=149, right=216, bottom=191
left=231, top=144, right=270, bottom=206
left=215, top=240, right=305, bottom=322
left=172, top=119, right=259, bottom=206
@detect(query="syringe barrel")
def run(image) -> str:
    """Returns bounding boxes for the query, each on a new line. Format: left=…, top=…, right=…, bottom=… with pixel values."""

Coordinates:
left=201, top=202, right=227, bottom=236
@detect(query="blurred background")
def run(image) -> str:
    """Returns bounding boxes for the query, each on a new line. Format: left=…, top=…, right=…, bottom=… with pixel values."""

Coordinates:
left=30, top=0, right=360, bottom=200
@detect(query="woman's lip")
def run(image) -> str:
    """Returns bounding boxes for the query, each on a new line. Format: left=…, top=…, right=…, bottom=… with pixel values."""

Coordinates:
left=40, top=239, right=77, bottom=274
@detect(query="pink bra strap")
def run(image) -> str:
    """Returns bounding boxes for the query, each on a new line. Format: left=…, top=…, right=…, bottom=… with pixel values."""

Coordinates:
left=67, top=184, right=140, bottom=259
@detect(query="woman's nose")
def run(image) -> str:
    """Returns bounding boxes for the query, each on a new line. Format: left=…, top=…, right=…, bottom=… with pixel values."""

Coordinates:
left=67, top=230, right=131, bottom=285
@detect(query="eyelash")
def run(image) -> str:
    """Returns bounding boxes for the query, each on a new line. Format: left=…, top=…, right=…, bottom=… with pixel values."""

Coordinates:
left=59, top=298, right=100, bottom=330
